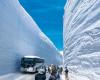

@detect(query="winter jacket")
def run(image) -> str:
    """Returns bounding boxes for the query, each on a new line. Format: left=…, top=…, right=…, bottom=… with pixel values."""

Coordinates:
left=35, top=73, right=46, bottom=80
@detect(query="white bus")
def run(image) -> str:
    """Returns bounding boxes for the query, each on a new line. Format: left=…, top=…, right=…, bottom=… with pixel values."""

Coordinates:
left=20, top=56, right=45, bottom=73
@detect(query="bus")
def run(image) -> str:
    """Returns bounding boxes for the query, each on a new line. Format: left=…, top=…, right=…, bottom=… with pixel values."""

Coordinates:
left=20, top=56, right=45, bottom=73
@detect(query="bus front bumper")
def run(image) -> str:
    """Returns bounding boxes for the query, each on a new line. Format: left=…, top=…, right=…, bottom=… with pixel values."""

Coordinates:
left=21, top=67, right=36, bottom=73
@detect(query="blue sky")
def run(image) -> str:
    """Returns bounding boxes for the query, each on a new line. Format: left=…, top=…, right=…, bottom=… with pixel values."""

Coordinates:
left=19, top=0, right=66, bottom=50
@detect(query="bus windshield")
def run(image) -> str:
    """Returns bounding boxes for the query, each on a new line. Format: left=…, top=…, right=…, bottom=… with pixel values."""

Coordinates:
left=21, top=57, right=44, bottom=68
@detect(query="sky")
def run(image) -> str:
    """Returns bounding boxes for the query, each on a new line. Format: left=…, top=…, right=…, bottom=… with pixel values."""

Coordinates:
left=19, top=0, right=66, bottom=50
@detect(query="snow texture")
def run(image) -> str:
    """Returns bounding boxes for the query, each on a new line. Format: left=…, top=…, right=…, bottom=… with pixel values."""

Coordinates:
left=63, top=0, right=100, bottom=80
left=0, top=0, right=60, bottom=75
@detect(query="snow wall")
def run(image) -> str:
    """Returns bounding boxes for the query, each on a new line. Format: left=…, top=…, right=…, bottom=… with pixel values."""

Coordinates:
left=63, top=0, right=100, bottom=80
left=0, top=0, right=61, bottom=75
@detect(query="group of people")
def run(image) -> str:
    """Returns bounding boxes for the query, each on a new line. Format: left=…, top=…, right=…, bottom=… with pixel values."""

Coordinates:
left=35, top=64, right=68, bottom=80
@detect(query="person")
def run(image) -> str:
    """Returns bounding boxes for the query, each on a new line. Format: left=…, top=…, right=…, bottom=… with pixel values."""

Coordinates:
left=56, top=66, right=60, bottom=80
left=56, top=72, right=60, bottom=80
left=49, top=74, right=56, bottom=80
left=64, top=67, right=68, bottom=79
left=58, top=67, right=63, bottom=74
left=51, top=64, right=57, bottom=74
left=60, top=67, right=63, bottom=74
left=48, top=66, right=51, bottom=73
left=49, top=64, right=58, bottom=80
left=41, top=65, right=46, bottom=75
left=35, top=68, right=46, bottom=80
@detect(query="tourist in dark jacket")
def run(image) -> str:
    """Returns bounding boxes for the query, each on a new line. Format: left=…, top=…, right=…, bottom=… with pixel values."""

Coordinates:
left=35, top=69, right=46, bottom=80
left=64, top=67, right=68, bottom=79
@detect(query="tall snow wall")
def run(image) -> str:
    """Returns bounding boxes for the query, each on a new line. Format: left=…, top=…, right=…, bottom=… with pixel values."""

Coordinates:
left=0, top=0, right=60, bottom=75
left=63, top=0, right=100, bottom=80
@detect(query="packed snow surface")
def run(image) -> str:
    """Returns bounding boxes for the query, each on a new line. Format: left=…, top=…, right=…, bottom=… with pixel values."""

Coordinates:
left=64, top=0, right=100, bottom=80
left=0, top=0, right=60, bottom=75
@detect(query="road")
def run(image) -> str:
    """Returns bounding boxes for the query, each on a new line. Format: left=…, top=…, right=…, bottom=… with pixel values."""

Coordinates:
left=0, top=72, right=66, bottom=80
left=0, top=73, right=34, bottom=80
left=0, top=72, right=52, bottom=80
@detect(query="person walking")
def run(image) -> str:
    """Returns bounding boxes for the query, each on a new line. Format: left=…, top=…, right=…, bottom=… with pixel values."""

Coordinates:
left=35, top=68, right=46, bottom=80
left=49, top=64, right=59, bottom=80
left=64, top=67, right=69, bottom=80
